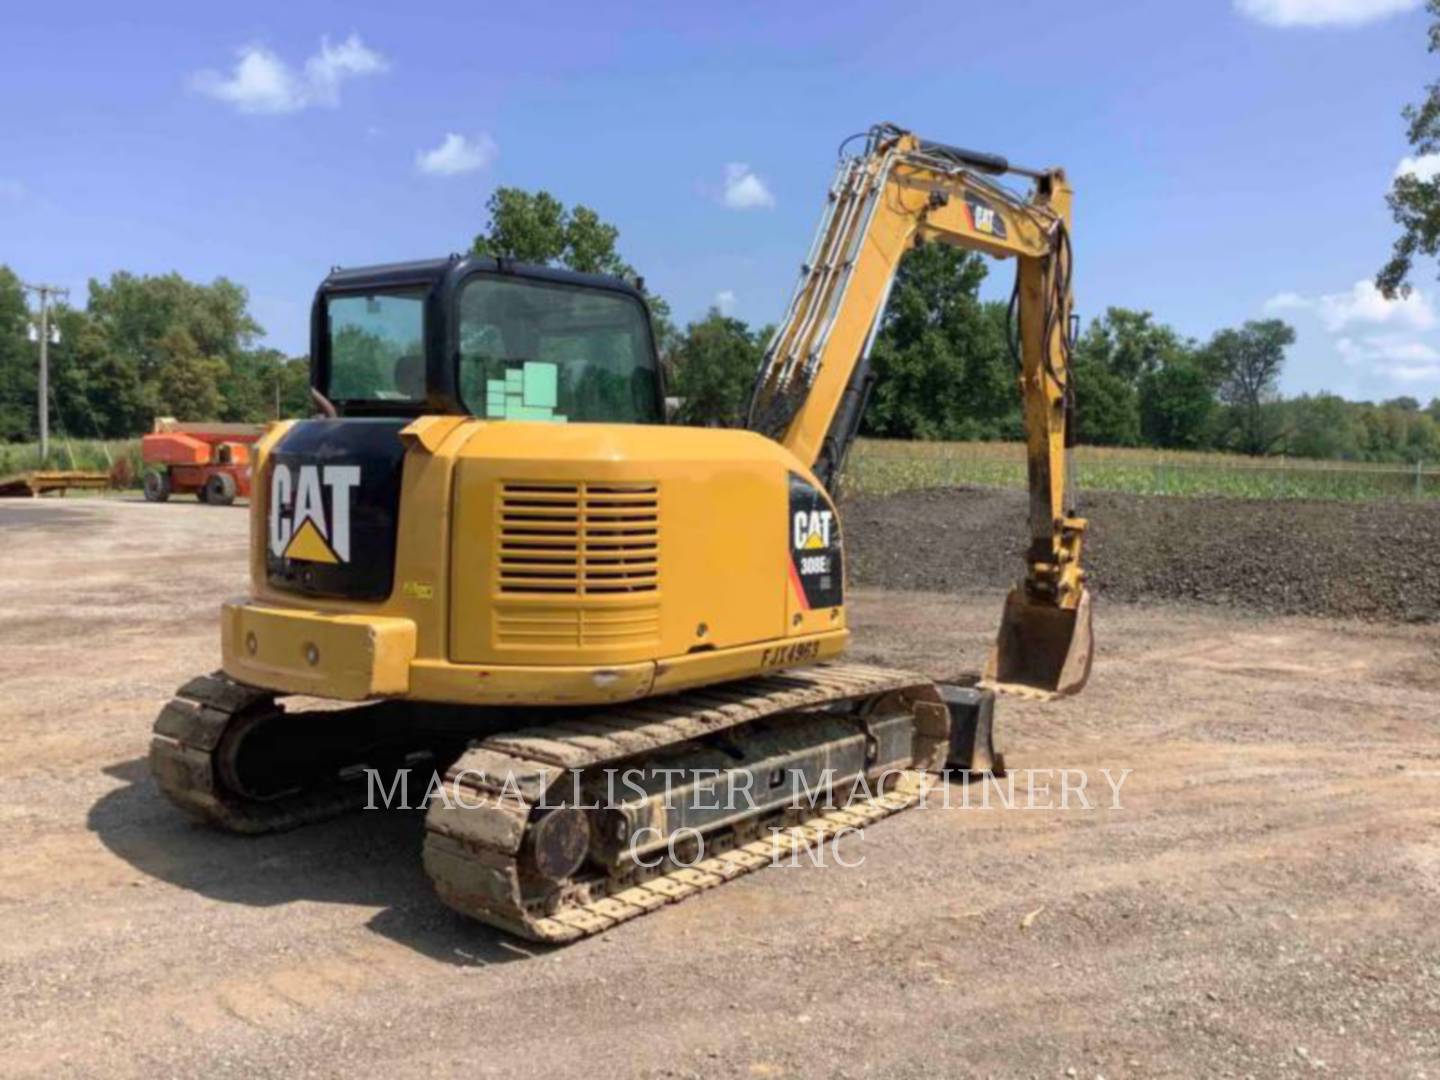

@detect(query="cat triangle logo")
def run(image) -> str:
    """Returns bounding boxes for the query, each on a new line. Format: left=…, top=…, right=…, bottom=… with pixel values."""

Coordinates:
left=283, top=518, right=339, bottom=564
left=269, top=462, right=359, bottom=565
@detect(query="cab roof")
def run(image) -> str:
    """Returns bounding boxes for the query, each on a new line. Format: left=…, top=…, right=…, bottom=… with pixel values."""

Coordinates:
left=319, top=254, right=648, bottom=301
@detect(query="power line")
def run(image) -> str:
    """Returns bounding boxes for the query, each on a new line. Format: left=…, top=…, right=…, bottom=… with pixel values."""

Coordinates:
left=21, top=282, right=69, bottom=463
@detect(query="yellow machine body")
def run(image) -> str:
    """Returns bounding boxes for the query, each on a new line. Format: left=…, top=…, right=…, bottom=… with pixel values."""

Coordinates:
left=223, top=417, right=847, bottom=705
left=222, top=123, right=1093, bottom=707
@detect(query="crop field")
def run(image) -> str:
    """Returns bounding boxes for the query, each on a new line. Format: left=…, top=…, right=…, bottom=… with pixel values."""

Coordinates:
left=4, top=435, right=1439, bottom=503
left=844, top=438, right=1440, bottom=502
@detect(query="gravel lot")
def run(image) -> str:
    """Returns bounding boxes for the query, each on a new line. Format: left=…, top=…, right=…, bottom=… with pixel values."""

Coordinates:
left=847, top=486, right=1440, bottom=623
left=1, top=495, right=1438, bottom=1078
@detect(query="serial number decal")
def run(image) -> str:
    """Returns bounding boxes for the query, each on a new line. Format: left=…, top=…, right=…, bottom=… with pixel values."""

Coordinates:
left=760, top=640, right=821, bottom=668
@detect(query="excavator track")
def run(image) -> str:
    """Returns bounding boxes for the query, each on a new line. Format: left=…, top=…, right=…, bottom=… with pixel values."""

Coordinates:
left=423, top=662, right=953, bottom=944
left=149, top=672, right=454, bottom=835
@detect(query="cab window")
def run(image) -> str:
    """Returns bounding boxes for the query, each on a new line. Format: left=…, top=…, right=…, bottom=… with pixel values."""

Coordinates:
left=325, top=290, right=427, bottom=402
left=457, top=276, right=659, bottom=423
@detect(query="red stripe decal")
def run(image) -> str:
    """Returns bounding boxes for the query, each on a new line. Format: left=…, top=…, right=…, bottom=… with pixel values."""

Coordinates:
left=787, top=557, right=811, bottom=612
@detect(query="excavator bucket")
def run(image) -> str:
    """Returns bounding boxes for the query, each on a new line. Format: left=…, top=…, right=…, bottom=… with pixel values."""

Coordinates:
left=984, top=587, right=1094, bottom=697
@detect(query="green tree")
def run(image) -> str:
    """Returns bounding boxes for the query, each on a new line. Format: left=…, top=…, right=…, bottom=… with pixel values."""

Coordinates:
left=217, top=347, right=272, bottom=423
left=215, top=346, right=317, bottom=423
left=1071, top=325, right=1135, bottom=446
left=87, top=271, right=260, bottom=377
left=671, top=310, right=765, bottom=426
left=471, top=187, right=677, bottom=353
left=0, top=267, right=35, bottom=441
left=79, top=271, right=263, bottom=427
left=1204, top=319, right=1295, bottom=456
left=1285, top=393, right=1363, bottom=460
left=1069, top=308, right=1202, bottom=447
left=1379, top=0, right=1440, bottom=298
left=863, top=245, right=1016, bottom=440
left=1138, top=358, right=1215, bottom=449
left=473, top=189, right=572, bottom=266
left=47, top=304, right=148, bottom=439
left=1082, top=308, right=1189, bottom=384
left=1071, top=360, right=1141, bottom=446
left=148, top=329, right=228, bottom=420
left=277, top=356, right=313, bottom=417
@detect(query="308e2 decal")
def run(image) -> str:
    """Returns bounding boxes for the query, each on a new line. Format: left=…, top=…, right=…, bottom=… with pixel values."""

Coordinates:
left=788, top=472, right=842, bottom=610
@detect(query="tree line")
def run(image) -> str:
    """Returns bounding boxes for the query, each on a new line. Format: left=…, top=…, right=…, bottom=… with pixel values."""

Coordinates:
left=0, top=265, right=310, bottom=442
left=3, top=188, right=1439, bottom=463
left=674, top=241, right=1440, bottom=463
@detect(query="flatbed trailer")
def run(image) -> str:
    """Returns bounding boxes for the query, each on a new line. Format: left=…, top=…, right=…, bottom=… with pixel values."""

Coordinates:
left=0, top=470, right=111, bottom=498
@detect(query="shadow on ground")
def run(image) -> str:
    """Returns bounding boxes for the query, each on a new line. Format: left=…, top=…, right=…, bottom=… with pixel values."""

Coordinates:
left=88, top=757, right=543, bottom=967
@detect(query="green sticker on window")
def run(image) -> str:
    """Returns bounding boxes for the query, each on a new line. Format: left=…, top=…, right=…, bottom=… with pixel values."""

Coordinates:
left=523, top=362, right=558, bottom=409
left=484, top=362, right=565, bottom=421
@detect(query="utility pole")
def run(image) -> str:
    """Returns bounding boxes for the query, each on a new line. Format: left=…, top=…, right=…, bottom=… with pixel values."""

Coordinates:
left=21, top=282, right=69, bottom=463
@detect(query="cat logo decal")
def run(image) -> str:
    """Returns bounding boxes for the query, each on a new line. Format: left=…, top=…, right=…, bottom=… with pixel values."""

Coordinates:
left=269, top=463, right=360, bottom=564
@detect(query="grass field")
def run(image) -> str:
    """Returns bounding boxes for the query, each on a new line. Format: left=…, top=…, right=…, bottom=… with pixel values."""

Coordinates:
left=0, top=438, right=142, bottom=485
left=2, top=435, right=1436, bottom=503
left=843, top=438, right=1440, bottom=502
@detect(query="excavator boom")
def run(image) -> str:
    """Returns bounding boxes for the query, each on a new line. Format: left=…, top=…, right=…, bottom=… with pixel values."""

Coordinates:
left=748, top=123, right=1093, bottom=696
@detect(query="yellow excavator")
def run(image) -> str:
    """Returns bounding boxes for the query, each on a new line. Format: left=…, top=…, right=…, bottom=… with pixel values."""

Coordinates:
left=150, top=123, right=1093, bottom=943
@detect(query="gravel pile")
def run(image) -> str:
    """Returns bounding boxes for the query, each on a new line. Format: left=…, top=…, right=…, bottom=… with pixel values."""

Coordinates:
left=844, top=485, right=1440, bottom=623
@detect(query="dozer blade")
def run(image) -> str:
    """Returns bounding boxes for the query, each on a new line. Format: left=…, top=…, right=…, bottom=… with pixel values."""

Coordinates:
left=984, top=587, right=1094, bottom=698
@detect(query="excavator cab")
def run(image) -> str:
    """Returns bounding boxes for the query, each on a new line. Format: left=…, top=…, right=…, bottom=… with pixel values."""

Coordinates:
left=312, top=257, right=666, bottom=425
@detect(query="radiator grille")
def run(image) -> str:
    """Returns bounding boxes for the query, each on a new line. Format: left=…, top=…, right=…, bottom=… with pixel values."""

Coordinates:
left=497, top=481, right=660, bottom=596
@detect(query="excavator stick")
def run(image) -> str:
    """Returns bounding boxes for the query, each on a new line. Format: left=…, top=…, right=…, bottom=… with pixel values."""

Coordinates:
left=984, top=586, right=1094, bottom=698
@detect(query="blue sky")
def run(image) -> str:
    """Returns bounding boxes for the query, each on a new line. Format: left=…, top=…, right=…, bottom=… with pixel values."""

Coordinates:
left=3, top=0, right=1438, bottom=402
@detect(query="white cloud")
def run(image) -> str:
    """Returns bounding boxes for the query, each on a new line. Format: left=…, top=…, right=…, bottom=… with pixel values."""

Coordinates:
left=714, top=289, right=737, bottom=315
left=1234, top=0, right=1421, bottom=26
left=193, top=34, right=388, bottom=114
left=720, top=164, right=775, bottom=210
left=1396, top=152, right=1440, bottom=181
left=304, top=35, right=388, bottom=106
left=0, top=180, right=24, bottom=201
left=1264, top=279, right=1436, bottom=332
left=1336, top=333, right=1440, bottom=365
left=1266, top=281, right=1440, bottom=391
left=1334, top=334, right=1440, bottom=383
left=415, top=133, right=498, bottom=176
left=1384, top=363, right=1440, bottom=381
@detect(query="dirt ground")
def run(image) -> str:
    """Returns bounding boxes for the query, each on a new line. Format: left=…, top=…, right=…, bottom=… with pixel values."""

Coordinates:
left=2, top=496, right=1438, bottom=1079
